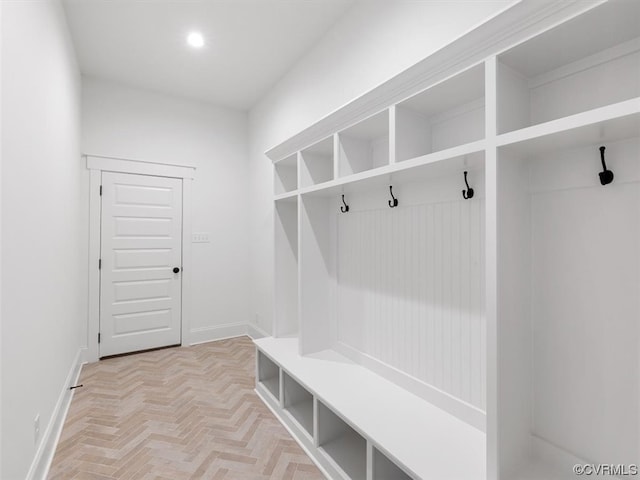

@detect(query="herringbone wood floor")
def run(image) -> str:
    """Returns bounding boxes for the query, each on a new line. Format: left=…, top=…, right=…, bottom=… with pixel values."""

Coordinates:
left=48, top=336, right=325, bottom=480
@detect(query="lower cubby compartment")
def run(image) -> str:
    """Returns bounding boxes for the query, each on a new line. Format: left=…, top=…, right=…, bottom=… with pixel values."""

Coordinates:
left=257, top=350, right=280, bottom=401
left=255, top=337, right=486, bottom=480
left=282, top=372, right=313, bottom=437
left=373, top=447, right=413, bottom=480
left=317, top=401, right=367, bottom=480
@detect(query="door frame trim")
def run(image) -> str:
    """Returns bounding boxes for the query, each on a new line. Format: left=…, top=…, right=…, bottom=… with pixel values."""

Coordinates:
left=85, top=154, right=196, bottom=363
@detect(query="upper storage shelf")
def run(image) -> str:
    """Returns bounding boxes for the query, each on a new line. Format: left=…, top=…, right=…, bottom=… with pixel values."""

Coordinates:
left=274, top=153, right=297, bottom=195
left=396, top=63, right=485, bottom=162
left=337, top=109, right=390, bottom=177
left=300, top=136, right=335, bottom=188
left=497, top=0, right=640, bottom=135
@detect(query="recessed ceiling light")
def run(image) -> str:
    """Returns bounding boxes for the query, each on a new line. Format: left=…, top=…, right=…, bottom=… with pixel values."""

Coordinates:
left=187, top=32, right=204, bottom=49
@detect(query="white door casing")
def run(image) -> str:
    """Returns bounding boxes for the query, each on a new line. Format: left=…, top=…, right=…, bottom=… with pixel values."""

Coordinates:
left=99, top=172, right=183, bottom=357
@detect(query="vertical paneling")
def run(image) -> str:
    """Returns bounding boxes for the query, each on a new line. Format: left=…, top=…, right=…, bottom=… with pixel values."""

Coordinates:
left=337, top=197, right=486, bottom=410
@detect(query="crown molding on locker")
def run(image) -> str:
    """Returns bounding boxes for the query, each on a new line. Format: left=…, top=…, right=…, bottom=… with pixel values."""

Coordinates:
left=265, top=0, right=605, bottom=163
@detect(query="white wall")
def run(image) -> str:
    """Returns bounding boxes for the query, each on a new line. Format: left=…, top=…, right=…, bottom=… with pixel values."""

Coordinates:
left=82, top=78, right=251, bottom=342
left=248, top=0, right=514, bottom=334
left=1, top=1, right=85, bottom=478
left=0, top=0, right=4, bottom=474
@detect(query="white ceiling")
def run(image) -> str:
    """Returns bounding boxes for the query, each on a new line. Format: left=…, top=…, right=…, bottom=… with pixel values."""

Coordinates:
left=63, top=0, right=355, bottom=110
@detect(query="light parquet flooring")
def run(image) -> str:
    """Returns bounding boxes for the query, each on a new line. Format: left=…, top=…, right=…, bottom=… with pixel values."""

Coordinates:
left=48, top=336, right=325, bottom=480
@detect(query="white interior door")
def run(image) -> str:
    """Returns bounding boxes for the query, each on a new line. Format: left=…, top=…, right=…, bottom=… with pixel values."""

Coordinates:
left=100, top=172, right=183, bottom=357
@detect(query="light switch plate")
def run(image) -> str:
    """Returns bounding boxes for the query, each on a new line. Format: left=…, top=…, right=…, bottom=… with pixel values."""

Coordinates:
left=192, top=233, right=210, bottom=243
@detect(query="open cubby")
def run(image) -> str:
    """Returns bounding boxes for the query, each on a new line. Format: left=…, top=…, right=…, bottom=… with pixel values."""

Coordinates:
left=274, top=197, right=298, bottom=337
left=300, top=136, right=334, bottom=188
left=373, top=447, right=413, bottom=480
left=338, top=110, right=389, bottom=177
left=317, top=401, right=366, bottom=480
left=497, top=131, right=640, bottom=479
left=298, top=193, right=335, bottom=356
left=396, top=64, right=485, bottom=161
left=497, top=0, right=640, bottom=134
left=282, top=372, right=313, bottom=437
left=300, top=153, right=487, bottom=427
left=257, top=351, right=280, bottom=401
left=274, top=153, right=298, bottom=194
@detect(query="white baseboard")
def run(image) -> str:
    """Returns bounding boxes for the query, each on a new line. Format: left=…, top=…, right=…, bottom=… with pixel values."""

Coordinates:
left=26, top=348, right=84, bottom=480
left=189, top=322, right=248, bottom=345
left=79, top=346, right=89, bottom=364
left=246, top=322, right=269, bottom=340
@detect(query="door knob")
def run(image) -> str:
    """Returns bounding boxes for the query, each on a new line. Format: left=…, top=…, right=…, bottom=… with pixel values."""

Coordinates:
left=173, top=267, right=180, bottom=274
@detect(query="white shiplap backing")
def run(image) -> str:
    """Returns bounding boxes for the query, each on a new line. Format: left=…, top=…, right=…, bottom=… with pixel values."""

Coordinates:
left=337, top=192, right=486, bottom=411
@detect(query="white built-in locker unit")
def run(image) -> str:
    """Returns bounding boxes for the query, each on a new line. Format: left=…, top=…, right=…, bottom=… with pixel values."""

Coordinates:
left=259, top=1, right=640, bottom=479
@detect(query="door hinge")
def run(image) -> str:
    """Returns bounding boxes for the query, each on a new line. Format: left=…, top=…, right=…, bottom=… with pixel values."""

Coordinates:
left=98, top=333, right=101, bottom=343
left=99, top=185, right=102, bottom=196
left=98, top=258, right=102, bottom=270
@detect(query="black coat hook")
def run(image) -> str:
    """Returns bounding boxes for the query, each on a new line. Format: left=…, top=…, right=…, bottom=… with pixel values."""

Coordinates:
left=340, top=194, right=349, bottom=213
left=462, top=171, right=474, bottom=200
left=388, top=185, right=398, bottom=208
left=598, top=146, right=614, bottom=186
